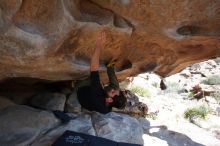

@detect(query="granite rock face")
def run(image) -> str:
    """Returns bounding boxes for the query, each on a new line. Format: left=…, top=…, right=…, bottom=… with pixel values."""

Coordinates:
left=30, top=92, right=66, bottom=111
left=0, top=96, right=15, bottom=110
left=0, top=105, right=59, bottom=146
left=0, top=0, right=219, bottom=81
left=65, top=91, right=82, bottom=113
left=92, top=112, right=144, bottom=145
left=31, top=113, right=96, bottom=146
left=0, top=104, right=144, bottom=146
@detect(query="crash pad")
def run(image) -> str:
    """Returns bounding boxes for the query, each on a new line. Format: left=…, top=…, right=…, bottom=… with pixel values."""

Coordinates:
left=52, top=130, right=142, bottom=146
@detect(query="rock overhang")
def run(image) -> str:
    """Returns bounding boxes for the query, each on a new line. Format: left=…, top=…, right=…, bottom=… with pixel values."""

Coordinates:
left=0, top=0, right=219, bottom=82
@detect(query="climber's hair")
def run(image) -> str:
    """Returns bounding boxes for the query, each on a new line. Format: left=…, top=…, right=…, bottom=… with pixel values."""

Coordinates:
left=111, top=91, right=127, bottom=109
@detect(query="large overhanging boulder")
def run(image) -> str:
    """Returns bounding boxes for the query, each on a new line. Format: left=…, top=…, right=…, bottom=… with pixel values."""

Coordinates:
left=0, top=0, right=219, bottom=82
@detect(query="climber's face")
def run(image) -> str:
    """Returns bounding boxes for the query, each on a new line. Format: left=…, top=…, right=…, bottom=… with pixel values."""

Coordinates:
left=107, top=89, right=120, bottom=98
left=105, top=97, right=113, bottom=104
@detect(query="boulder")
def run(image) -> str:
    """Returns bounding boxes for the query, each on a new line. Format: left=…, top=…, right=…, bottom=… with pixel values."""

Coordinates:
left=92, top=112, right=144, bottom=145
left=0, top=96, right=15, bottom=110
left=0, top=0, right=219, bottom=82
left=30, top=92, right=66, bottom=111
left=190, top=60, right=220, bottom=77
left=65, top=91, right=81, bottom=113
left=214, top=58, right=220, bottom=64
left=31, top=113, right=95, bottom=146
left=138, top=117, right=151, bottom=133
left=32, top=111, right=145, bottom=146
left=0, top=105, right=59, bottom=146
left=0, top=78, right=47, bottom=105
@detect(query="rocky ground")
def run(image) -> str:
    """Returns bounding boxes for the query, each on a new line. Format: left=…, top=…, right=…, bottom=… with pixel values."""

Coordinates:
left=122, top=58, right=220, bottom=146
left=0, top=58, right=220, bottom=146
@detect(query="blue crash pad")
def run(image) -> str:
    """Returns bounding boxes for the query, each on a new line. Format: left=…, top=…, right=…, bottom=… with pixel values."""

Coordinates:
left=52, top=130, right=142, bottom=146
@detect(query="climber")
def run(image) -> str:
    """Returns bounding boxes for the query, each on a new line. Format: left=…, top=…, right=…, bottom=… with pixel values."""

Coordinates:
left=76, top=30, right=127, bottom=114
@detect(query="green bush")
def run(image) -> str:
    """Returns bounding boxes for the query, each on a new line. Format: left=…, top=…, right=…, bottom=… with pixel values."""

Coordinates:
left=130, top=85, right=151, bottom=97
left=184, top=105, right=211, bottom=119
left=202, top=75, right=220, bottom=85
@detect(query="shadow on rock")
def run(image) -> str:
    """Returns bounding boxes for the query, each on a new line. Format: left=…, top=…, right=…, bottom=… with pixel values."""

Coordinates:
left=147, top=125, right=205, bottom=146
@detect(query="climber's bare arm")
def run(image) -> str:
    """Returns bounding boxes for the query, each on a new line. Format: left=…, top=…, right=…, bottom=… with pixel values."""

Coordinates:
left=90, top=31, right=106, bottom=71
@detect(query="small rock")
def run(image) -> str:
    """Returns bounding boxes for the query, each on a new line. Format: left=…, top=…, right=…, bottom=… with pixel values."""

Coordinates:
left=212, top=129, right=220, bottom=140
left=30, top=92, right=66, bottom=111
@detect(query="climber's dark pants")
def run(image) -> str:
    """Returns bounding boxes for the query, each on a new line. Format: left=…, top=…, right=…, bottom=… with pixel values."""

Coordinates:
left=106, top=66, right=119, bottom=89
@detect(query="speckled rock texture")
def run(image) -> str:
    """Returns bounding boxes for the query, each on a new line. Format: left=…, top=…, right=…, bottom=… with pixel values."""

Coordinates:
left=0, top=105, right=59, bottom=146
left=0, top=0, right=219, bottom=82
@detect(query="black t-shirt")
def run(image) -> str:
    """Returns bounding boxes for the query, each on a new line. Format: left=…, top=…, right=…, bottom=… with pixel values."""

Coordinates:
left=77, top=71, right=111, bottom=114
